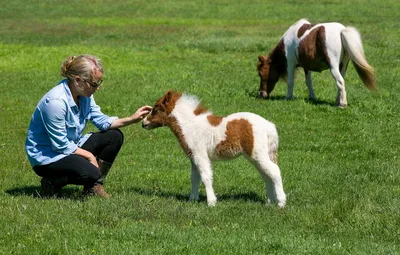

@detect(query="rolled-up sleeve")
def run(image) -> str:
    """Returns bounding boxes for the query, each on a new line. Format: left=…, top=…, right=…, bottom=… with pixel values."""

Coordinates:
left=89, top=97, right=118, bottom=131
left=39, top=99, right=77, bottom=154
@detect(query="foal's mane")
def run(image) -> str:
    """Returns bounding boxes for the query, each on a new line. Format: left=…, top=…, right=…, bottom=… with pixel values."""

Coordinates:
left=179, top=93, right=212, bottom=115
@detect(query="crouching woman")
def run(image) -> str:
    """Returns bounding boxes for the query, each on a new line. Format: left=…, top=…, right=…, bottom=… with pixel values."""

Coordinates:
left=25, top=54, right=152, bottom=198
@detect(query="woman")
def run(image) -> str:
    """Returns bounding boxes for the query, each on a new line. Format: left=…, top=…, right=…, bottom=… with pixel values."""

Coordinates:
left=25, top=54, right=152, bottom=198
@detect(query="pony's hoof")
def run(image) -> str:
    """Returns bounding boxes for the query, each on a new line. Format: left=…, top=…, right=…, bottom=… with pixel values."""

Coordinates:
left=266, top=198, right=275, bottom=204
left=207, top=199, right=217, bottom=207
left=265, top=199, right=285, bottom=208
left=189, top=194, right=199, bottom=201
left=258, top=91, right=269, bottom=99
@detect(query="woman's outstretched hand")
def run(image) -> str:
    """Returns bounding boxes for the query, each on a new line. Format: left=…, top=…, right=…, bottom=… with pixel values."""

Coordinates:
left=131, top=105, right=153, bottom=123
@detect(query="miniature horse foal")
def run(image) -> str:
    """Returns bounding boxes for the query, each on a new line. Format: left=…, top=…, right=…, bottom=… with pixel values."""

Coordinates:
left=142, top=91, right=286, bottom=208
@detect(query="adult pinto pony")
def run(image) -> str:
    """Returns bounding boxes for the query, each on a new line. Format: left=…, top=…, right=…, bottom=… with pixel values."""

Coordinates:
left=257, top=19, right=375, bottom=107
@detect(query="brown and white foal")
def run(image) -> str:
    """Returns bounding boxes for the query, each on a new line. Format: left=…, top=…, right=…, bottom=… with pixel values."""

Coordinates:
left=257, top=18, right=375, bottom=107
left=142, top=91, right=286, bottom=207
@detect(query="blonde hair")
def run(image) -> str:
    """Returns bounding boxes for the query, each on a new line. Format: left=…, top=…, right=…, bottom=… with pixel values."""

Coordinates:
left=60, top=54, right=104, bottom=82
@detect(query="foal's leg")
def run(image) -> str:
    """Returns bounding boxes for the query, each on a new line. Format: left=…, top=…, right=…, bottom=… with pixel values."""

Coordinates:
left=189, top=160, right=201, bottom=202
left=330, top=67, right=347, bottom=107
left=252, top=157, right=286, bottom=208
left=192, top=155, right=217, bottom=206
left=263, top=174, right=277, bottom=204
left=285, top=63, right=296, bottom=100
left=304, top=69, right=316, bottom=100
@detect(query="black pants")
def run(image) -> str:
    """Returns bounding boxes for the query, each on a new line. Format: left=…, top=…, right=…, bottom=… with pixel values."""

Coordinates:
left=33, top=129, right=124, bottom=187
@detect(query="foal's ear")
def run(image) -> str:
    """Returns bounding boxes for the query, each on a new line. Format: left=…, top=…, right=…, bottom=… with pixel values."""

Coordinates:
left=163, top=90, right=174, bottom=104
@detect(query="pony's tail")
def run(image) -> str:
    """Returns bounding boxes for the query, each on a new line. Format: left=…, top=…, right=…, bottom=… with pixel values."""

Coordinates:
left=267, top=125, right=279, bottom=164
left=341, top=27, right=376, bottom=91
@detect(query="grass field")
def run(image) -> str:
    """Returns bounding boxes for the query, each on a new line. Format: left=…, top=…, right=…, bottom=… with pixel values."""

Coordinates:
left=1, top=0, right=400, bottom=254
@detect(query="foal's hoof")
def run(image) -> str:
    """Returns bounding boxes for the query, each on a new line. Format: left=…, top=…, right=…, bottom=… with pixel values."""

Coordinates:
left=189, top=194, right=199, bottom=201
left=266, top=199, right=286, bottom=208
left=207, top=199, right=217, bottom=207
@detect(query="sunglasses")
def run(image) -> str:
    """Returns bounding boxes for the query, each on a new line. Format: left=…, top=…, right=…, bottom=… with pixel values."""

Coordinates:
left=83, top=78, right=103, bottom=89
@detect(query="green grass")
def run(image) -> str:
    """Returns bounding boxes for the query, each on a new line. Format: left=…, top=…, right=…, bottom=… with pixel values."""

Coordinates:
left=1, top=0, right=400, bottom=254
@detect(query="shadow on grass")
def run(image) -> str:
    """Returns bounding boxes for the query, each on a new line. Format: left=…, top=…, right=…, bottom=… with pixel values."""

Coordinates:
left=5, top=185, right=84, bottom=200
left=305, top=98, right=337, bottom=107
left=219, top=192, right=264, bottom=203
left=247, top=89, right=336, bottom=106
left=128, top=187, right=264, bottom=204
left=247, top=89, right=286, bottom=101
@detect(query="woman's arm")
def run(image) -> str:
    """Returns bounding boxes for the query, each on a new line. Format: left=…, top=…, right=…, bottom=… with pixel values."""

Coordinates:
left=109, top=105, right=152, bottom=129
left=74, top=147, right=99, bottom=168
left=40, top=99, right=78, bottom=154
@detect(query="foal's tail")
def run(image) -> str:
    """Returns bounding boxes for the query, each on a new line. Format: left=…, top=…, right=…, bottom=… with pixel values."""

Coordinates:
left=341, top=27, right=376, bottom=90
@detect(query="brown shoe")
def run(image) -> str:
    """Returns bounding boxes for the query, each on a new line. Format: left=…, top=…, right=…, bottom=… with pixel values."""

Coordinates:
left=40, top=178, right=63, bottom=197
left=84, top=184, right=111, bottom=198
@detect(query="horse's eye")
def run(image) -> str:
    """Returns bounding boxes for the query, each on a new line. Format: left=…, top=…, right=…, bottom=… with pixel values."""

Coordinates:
left=152, top=108, right=158, bottom=115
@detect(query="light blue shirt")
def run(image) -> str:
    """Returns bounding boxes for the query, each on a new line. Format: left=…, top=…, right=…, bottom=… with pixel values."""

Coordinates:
left=25, top=79, right=118, bottom=167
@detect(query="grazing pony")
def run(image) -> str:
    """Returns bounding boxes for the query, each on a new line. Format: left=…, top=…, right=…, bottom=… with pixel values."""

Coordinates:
left=257, top=18, right=375, bottom=107
left=142, top=90, right=286, bottom=208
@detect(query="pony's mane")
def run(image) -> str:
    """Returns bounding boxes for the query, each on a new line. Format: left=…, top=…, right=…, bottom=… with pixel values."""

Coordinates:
left=269, top=39, right=288, bottom=80
left=280, top=18, right=310, bottom=40
left=177, top=93, right=212, bottom=115
left=270, top=18, right=310, bottom=81
left=295, top=18, right=310, bottom=26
